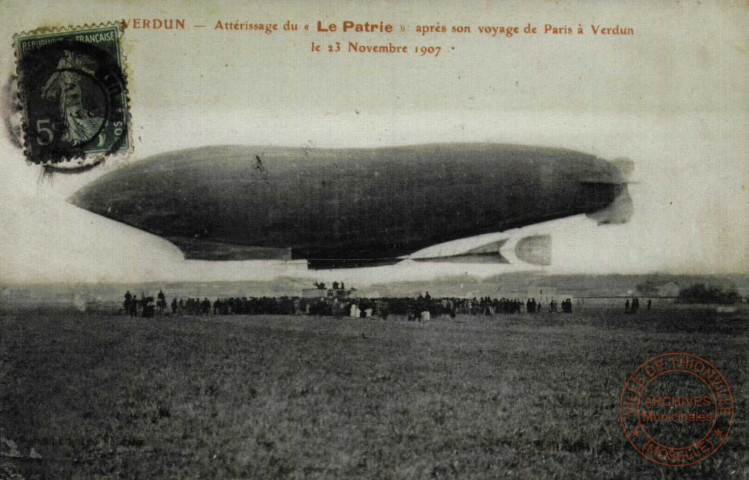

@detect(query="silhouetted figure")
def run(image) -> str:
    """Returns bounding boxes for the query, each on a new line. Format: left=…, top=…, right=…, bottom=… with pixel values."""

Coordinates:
left=156, top=290, right=166, bottom=314
left=625, top=299, right=630, bottom=314
left=171, top=298, right=178, bottom=315
left=123, top=290, right=132, bottom=315
left=202, top=298, right=211, bottom=315
left=647, top=299, right=652, bottom=311
left=141, top=296, right=155, bottom=318
left=564, top=299, right=572, bottom=313
left=129, top=294, right=138, bottom=316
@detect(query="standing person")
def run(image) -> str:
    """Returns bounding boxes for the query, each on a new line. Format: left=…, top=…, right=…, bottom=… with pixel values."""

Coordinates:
left=129, top=295, right=138, bottom=316
left=625, top=299, right=630, bottom=314
left=141, top=296, right=150, bottom=317
left=157, top=290, right=166, bottom=315
left=171, top=298, right=178, bottom=315
left=123, top=290, right=132, bottom=315
left=647, top=299, right=652, bottom=311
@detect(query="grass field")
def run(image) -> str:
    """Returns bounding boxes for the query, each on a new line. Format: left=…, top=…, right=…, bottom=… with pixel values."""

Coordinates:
left=1, top=308, right=747, bottom=479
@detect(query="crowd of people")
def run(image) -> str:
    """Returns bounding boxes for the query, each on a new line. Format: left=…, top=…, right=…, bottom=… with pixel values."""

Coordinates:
left=122, top=290, right=169, bottom=317
left=625, top=297, right=652, bottom=313
left=121, top=289, right=578, bottom=319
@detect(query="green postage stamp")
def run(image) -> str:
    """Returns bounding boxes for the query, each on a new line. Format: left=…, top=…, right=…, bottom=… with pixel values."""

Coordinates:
left=13, top=23, right=131, bottom=169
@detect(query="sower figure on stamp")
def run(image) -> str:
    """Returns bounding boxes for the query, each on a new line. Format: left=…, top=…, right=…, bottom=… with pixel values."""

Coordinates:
left=40, top=50, right=103, bottom=146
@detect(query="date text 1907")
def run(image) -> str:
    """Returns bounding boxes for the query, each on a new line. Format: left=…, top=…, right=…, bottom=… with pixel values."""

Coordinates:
left=311, top=41, right=441, bottom=57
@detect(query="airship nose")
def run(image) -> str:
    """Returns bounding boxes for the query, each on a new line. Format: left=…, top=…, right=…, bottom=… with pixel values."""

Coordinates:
left=68, top=173, right=135, bottom=228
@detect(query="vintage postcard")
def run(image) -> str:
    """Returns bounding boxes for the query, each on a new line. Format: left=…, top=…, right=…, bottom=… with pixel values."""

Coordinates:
left=0, top=1, right=747, bottom=478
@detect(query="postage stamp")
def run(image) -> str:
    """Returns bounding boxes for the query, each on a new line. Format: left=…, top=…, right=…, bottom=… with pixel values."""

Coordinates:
left=619, top=352, right=734, bottom=467
left=13, top=23, right=130, bottom=169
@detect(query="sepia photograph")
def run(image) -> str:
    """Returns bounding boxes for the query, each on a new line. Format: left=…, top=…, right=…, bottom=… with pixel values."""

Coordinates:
left=0, top=1, right=747, bottom=478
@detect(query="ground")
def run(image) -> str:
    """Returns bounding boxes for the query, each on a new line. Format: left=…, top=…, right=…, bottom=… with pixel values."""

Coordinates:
left=0, top=308, right=747, bottom=479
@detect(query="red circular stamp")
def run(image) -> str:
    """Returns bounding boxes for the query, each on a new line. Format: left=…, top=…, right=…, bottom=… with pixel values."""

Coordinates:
left=619, top=353, right=734, bottom=467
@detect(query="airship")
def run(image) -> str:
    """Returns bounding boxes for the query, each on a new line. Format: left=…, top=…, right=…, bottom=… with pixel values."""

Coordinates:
left=69, top=144, right=633, bottom=269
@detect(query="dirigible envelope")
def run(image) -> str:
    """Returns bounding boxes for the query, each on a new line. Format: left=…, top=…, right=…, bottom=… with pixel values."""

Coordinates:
left=69, top=144, right=633, bottom=269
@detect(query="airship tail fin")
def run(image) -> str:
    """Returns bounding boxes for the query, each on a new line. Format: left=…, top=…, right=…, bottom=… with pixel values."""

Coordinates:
left=585, top=184, right=633, bottom=225
left=612, top=157, right=635, bottom=182
left=583, top=157, right=634, bottom=224
left=581, top=157, right=634, bottom=184
left=413, top=240, right=510, bottom=264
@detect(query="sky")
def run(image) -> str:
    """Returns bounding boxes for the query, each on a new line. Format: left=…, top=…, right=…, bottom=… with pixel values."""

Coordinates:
left=0, top=0, right=747, bottom=284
